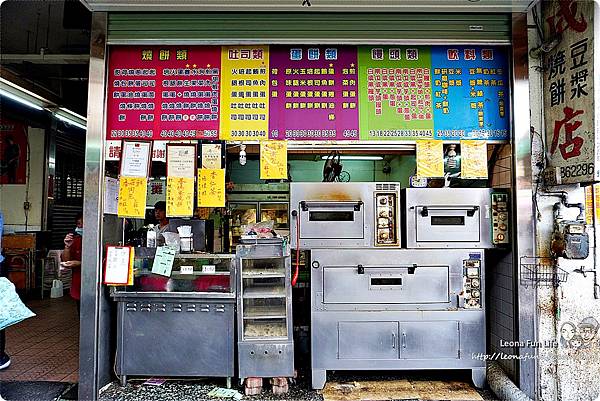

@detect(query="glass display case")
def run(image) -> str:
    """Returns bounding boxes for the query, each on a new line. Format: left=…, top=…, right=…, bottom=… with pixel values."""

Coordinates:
left=259, top=202, right=289, bottom=231
left=236, top=239, right=294, bottom=379
left=111, top=249, right=235, bottom=386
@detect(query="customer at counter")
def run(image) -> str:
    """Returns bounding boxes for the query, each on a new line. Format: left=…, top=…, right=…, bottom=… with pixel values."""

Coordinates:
left=62, top=213, right=83, bottom=312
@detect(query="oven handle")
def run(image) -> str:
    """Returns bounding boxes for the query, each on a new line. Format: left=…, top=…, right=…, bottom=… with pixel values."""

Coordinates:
left=357, top=263, right=417, bottom=275
left=300, top=200, right=363, bottom=212
left=414, top=205, right=479, bottom=217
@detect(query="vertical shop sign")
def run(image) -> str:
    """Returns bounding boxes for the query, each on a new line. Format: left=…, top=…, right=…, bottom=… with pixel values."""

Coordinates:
left=543, top=0, right=597, bottom=184
left=260, top=141, right=288, bottom=179
left=431, top=46, right=510, bottom=140
left=416, top=140, right=444, bottom=178
left=198, top=168, right=226, bottom=207
left=106, top=46, right=220, bottom=140
left=220, top=46, right=270, bottom=140
left=461, top=140, right=488, bottom=179
left=358, top=46, right=434, bottom=140
left=269, top=46, right=359, bottom=140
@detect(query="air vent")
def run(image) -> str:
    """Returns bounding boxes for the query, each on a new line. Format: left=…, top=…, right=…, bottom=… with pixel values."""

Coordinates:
left=376, top=183, right=398, bottom=191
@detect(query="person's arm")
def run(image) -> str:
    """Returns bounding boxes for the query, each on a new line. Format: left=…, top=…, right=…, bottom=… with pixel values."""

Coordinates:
left=61, top=233, right=81, bottom=268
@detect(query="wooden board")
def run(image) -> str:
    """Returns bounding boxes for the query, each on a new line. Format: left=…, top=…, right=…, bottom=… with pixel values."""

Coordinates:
left=322, top=379, right=483, bottom=401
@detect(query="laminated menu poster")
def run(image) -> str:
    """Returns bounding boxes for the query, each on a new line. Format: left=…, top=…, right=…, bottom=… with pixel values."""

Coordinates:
left=358, top=46, right=434, bottom=140
left=106, top=46, right=221, bottom=140
left=268, top=46, right=359, bottom=140
left=220, top=46, right=270, bottom=140
left=103, top=246, right=134, bottom=285
left=117, top=176, right=147, bottom=218
left=201, top=143, right=222, bottom=169
left=151, top=246, right=177, bottom=277
left=260, top=141, right=287, bottom=179
left=120, top=141, right=152, bottom=177
left=198, top=168, right=225, bottom=207
left=166, top=176, right=195, bottom=217
left=461, top=140, right=488, bottom=179
left=416, top=140, right=444, bottom=178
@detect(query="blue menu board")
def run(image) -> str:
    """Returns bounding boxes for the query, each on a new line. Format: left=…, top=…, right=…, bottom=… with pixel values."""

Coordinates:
left=431, top=46, right=509, bottom=140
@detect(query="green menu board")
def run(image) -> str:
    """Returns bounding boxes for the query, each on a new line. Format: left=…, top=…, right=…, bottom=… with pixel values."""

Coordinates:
left=358, top=46, right=434, bottom=140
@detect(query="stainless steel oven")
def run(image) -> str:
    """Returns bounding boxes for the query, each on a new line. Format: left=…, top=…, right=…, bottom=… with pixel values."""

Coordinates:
left=402, top=188, right=496, bottom=249
left=290, top=182, right=401, bottom=248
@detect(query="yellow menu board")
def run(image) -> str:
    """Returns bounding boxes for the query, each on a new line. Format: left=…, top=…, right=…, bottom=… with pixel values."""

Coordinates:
left=198, top=168, right=226, bottom=207
left=416, top=140, right=444, bottom=178
left=117, top=176, right=147, bottom=218
left=260, top=141, right=287, bottom=179
left=166, top=176, right=195, bottom=217
left=461, top=140, right=488, bottom=179
left=220, top=46, right=270, bottom=140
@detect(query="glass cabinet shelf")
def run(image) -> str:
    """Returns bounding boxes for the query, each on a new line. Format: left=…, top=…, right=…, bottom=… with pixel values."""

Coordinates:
left=242, top=285, right=286, bottom=299
left=243, top=320, right=287, bottom=339
left=243, top=305, right=287, bottom=319
left=242, top=268, right=285, bottom=278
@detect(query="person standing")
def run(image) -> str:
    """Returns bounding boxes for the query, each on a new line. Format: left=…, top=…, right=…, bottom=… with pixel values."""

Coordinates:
left=153, top=201, right=171, bottom=246
left=62, top=213, right=83, bottom=312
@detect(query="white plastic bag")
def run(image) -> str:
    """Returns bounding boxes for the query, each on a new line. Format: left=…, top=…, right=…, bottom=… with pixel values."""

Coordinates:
left=0, top=277, right=35, bottom=330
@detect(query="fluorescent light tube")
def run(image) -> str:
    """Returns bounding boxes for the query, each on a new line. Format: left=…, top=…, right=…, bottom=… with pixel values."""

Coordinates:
left=0, top=88, right=44, bottom=111
left=54, top=112, right=87, bottom=130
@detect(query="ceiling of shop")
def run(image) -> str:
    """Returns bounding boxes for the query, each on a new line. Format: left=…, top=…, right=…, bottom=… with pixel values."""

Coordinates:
left=80, top=0, right=537, bottom=12
left=0, top=0, right=91, bottom=116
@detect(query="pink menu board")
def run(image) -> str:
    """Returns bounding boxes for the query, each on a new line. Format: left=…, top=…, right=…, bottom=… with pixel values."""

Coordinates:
left=268, top=46, right=359, bottom=140
left=106, top=46, right=221, bottom=140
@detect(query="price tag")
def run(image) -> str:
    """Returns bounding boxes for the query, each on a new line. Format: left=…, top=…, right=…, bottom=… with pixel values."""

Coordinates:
left=180, top=265, right=194, bottom=275
left=202, top=264, right=216, bottom=273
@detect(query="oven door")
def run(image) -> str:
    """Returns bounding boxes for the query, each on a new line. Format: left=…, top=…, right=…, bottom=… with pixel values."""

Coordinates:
left=415, top=205, right=481, bottom=243
left=299, top=200, right=364, bottom=240
left=323, top=264, right=449, bottom=304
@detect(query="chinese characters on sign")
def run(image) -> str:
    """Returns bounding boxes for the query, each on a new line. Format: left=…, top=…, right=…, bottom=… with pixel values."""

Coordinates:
left=260, top=141, right=288, bottom=179
left=198, top=168, right=225, bottom=207
left=106, top=46, right=221, bottom=140
left=461, top=140, right=488, bottom=179
left=117, top=177, right=148, bottom=218
left=269, top=46, right=359, bottom=140
left=431, top=46, right=509, bottom=140
left=220, top=46, right=270, bottom=140
left=106, top=45, right=511, bottom=141
left=358, top=46, right=434, bottom=140
left=543, top=0, right=596, bottom=184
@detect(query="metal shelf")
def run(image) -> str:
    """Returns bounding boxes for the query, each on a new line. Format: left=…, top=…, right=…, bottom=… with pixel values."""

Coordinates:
left=243, top=320, right=288, bottom=339
left=170, top=271, right=231, bottom=277
left=242, top=285, right=286, bottom=299
left=244, top=306, right=287, bottom=319
left=242, top=268, right=285, bottom=279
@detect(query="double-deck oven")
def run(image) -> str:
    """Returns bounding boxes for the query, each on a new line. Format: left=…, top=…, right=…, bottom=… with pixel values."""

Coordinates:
left=291, top=184, right=506, bottom=390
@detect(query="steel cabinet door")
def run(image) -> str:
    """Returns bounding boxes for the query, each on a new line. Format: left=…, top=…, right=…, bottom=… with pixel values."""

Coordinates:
left=338, top=321, right=398, bottom=359
left=399, top=321, right=459, bottom=359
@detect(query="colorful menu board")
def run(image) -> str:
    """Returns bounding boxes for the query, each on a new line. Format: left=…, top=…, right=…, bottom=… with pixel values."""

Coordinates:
left=107, top=46, right=220, bottom=140
left=269, top=46, right=359, bottom=140
left=106, top=45, right=510, bottom=141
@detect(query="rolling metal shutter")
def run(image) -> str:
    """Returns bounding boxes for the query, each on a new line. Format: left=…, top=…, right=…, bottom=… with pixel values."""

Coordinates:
left=107, top=13, right=511, bottom=44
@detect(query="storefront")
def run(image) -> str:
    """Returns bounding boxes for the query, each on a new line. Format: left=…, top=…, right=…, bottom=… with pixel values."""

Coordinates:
left=78, top=2, right=538, bottom=400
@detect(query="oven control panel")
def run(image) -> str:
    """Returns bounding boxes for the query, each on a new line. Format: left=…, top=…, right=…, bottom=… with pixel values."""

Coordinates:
left=375, top=192, right=399, bottom=246
left=463, top=258, right=481, bottom=309
left=491, top=192, right=510, bottom=246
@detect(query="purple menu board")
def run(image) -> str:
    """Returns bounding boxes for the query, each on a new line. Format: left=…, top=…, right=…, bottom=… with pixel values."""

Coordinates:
left=268, top=46, right=359, bottom=140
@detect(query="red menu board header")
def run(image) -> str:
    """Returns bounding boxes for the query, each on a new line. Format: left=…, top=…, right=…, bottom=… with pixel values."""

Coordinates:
left=106, top=46, right=221, bottom=140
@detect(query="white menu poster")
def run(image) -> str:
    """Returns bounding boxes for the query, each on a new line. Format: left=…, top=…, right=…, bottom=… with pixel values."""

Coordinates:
left=120, top=141, right=152, bottom=177
left=104, top=177, right=119, bottom=215
left=167, top=144, right=196, bottom=178
left=201, top=143, right=222, bottom=169
left=151, top=246, right=177, bottom=277
left=103, top=246, right=133, bottom=285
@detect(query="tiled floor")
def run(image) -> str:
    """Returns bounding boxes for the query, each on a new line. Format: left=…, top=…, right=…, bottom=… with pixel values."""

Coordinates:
left=0, top=296, right=79, bottom=383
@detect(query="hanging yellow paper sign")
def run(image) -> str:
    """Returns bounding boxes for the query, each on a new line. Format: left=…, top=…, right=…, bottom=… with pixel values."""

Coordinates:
left=461, top=140, right=488, bottom=179
left=166, top=176, right=195, bottom=217
left=416, top=140, right=444, bottom=178
left=198, top=168, right=226, bottom=207
left=117, top=176, right=147, bottom=218
left=260, top=141, right=287, bottom=179
left=220, top=46, right=270, bottom=140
